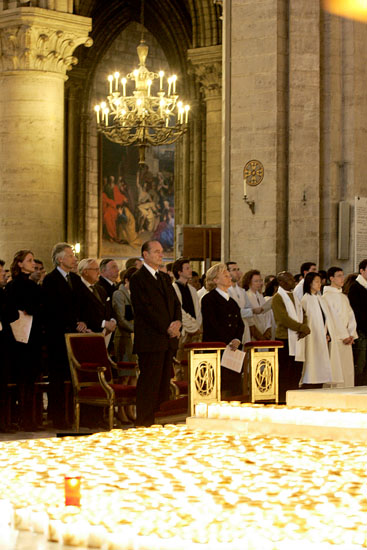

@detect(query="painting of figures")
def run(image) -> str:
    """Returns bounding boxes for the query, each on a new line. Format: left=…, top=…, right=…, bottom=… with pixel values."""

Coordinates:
left=100, top=137, right=175, bottom=259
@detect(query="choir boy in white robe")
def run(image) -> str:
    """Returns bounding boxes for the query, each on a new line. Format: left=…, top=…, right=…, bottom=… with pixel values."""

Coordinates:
left=322, top=267, right=357, bottom=387
left=300, top=272, right=333, bottom=386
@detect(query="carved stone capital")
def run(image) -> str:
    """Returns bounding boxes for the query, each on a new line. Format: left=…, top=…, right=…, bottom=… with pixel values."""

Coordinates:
left=187, top=45, right=222, bottom=99
left=0, top=8, right=92, bottom=74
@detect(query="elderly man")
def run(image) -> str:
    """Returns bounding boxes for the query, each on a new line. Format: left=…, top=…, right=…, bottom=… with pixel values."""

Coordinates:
left=130, top=240, right=181, bottom=426
left=96, top=258, right=120, bottom=299
left=42, top=243, right=88, bottom=428
left=272, top=271, right=310, bottom=402
left=78, top=258, right=116, bottom=335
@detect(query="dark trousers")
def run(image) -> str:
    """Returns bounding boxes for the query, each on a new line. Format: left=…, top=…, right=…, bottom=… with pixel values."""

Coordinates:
left=353, top=331, right=367, bottom=386
left=136, top=349, right=174, bottom=426
left=278, top=339, right=303, bottom=403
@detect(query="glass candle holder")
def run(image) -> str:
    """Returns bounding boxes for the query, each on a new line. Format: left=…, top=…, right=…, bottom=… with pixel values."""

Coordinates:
left=64, top=475, right=81, bottom=507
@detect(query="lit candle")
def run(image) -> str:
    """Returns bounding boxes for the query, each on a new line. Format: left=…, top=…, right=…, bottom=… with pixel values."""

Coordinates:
left=114, top=72, right=119, bottom=91
left=108, top=75, right=113, bottom=94
left=147, top=79, right=152, bottom=97
left=167, top=77, right=172, bottom=96
left=172, top=75, right=177, bottom=94
left=94, top=105, right=100, bottom=124
left=243, top=174, right=247, bottom=197
left=159, top=70, right=164, bottom=90
left=104, top=108, right=109, bottom=126
left=184, top=104, right=190, bottom=123
left=121, top=77, right=127, bottom=96
left=159, top=99, right=165, bottom=117
left=64, top=475, right=81, bottom=507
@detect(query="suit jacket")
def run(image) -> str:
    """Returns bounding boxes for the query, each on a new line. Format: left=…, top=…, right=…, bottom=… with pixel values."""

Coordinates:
left=202, top=289, right=244, bottom=345
left=42, top=268, right=84, bottom=341
left=96, top=276, right=116, bottom=300
left=130, top=265, right=181, bottom=353
left=78, top=282, right=110, bottom=333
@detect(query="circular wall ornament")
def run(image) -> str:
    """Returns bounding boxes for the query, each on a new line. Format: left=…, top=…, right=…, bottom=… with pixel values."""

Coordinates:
left=243, top=160, right=264, bottom=187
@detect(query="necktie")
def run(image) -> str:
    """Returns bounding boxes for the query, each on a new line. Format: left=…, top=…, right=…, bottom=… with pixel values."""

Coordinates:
left=65, top=273, right=73, bottom=289
left=156, top=271, right=165, bottom=293
left=91, top=284, right=102, bottom=303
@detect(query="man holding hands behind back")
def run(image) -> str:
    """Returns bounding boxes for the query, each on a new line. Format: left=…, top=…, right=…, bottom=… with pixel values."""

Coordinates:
left=130, top=240, right=182, bottom=426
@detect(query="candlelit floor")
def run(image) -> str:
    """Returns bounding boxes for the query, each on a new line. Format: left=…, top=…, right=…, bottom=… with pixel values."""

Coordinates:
left=286, top=385, right=367, bottom=410
left=0, top=420, right=365, bottom=549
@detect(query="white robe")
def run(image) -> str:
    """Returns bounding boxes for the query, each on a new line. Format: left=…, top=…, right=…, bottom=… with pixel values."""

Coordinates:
left=300, top=293, right=333, bottom=384
left=322, top=286, right=357, bottom=387
left=172, top=282, right=202, bottom=339
left=228, top=284, right=252, bottom=344
left=246, top=289, right=272, bottom=338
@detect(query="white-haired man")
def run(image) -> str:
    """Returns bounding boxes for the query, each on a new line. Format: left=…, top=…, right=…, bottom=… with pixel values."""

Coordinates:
left=42, top=242, right=87, bottom=428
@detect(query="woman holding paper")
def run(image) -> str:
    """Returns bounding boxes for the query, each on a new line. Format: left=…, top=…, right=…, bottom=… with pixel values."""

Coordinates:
left=201, top=263, right=244, bottom=398
left=5, top=250, right=42, bottom=431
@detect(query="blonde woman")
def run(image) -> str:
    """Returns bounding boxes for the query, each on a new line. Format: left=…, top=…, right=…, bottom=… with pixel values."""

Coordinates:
left=201, top=263, right=244, bottom=398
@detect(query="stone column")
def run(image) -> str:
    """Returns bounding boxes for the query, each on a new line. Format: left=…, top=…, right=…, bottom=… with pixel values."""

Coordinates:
left=0, top=6, right=92, bottom=265
left=188, top=46, right=222, bottom=225
left=224, top=0, right=289, bottom=275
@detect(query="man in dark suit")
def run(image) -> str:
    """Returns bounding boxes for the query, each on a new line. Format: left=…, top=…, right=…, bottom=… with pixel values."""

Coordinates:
left=130, top=240, right=182, bottom=426
left=96, top=258, right=119, bottom=300
left=78, top=258, right=116, bottom=335
left=42, top=242, right=88, bottom=428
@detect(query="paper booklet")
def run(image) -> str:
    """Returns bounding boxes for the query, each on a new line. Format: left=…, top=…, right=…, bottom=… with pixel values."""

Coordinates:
left=221, top=346, right=246, bottom=373
left=10, top=310, right=33, bottom=344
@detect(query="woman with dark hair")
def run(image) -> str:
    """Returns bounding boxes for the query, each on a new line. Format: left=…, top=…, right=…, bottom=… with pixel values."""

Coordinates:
left=5, top=250, right=43, bottom=430
left=300, top=272, right=333, bottom=387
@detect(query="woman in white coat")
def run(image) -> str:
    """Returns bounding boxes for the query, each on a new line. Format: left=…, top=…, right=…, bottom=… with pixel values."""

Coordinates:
left=300, top=272, right=333, bottom=386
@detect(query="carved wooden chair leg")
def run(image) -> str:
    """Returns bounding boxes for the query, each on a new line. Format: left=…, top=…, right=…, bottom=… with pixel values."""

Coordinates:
left=108, top=404, right=114, bottom=430
left=75, top=402, right=80, bottom=433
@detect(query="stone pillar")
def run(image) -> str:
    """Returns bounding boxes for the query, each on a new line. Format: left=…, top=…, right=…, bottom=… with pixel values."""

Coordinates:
left=287, top=1, right=320, bottom=274
left=225, top=0, right=288, bottom=275
left=0, top=6, right=92, bottom=265
left=188, top=46, right=222, bottom=225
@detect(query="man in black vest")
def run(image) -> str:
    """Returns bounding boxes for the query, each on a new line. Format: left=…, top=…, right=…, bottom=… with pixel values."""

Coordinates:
left=130, top=240, right=181, bottom=426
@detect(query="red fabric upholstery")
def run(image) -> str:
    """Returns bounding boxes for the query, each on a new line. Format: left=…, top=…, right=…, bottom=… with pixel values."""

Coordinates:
left=78, top=384, right=136, bottom=399
left=70, top=335, right=109, bottom=363
left=116, top=361, right=137, bottom=369
left=172, top=380, right=188, bottom=393
left=244, top=340, right=284, bottom=349
left=158, top=396, right=188, bottom=413
left=184, top=341, right=226, bottom=350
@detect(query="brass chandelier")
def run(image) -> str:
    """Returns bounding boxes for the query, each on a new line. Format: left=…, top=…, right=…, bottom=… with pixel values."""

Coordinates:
left=94, top=3, right=190, bottom=165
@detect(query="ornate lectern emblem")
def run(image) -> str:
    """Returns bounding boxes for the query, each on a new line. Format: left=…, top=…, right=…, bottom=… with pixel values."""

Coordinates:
left=243, top=160, right=264, bottom=186
left=255, top=359, right=273, bottom=393
left=195, top=361, right=215, bottom=396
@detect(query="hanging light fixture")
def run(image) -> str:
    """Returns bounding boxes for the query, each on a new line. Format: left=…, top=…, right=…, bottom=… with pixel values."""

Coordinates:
left=94, top=0, right=190, bottom=165
left=322, top=0, right=367, bottom=22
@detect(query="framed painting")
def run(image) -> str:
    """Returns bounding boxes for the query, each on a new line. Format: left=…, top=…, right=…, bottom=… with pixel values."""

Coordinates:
left=99, top=136, right=175, bottom=260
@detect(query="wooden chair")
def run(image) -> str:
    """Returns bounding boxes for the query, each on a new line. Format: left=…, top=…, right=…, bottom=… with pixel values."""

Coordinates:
left=65, top=333, right=137, bottom=432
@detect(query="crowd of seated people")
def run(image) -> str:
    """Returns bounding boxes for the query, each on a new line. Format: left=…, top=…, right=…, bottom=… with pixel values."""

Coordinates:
left=0, top=244, right=366, bottom=432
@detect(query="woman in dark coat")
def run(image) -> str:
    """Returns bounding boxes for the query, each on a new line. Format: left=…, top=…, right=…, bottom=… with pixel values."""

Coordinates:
left=201, top=263, right=244, bottom=398
left=5, top=250, right=42, bottom=430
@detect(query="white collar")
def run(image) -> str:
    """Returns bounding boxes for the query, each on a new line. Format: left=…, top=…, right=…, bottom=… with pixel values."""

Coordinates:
left=101, top=275, right=114, bottom=286
left=356, top=274, right=367, bottom=289
left=81, top=276, right=93, bottom=289
left=143, top=262, right=158, bottom=279
left=323, top=285, right=342, bottom=294
left=215, top=287, right=230, bottom=301
left=57, top=266, right=69, bottom=279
